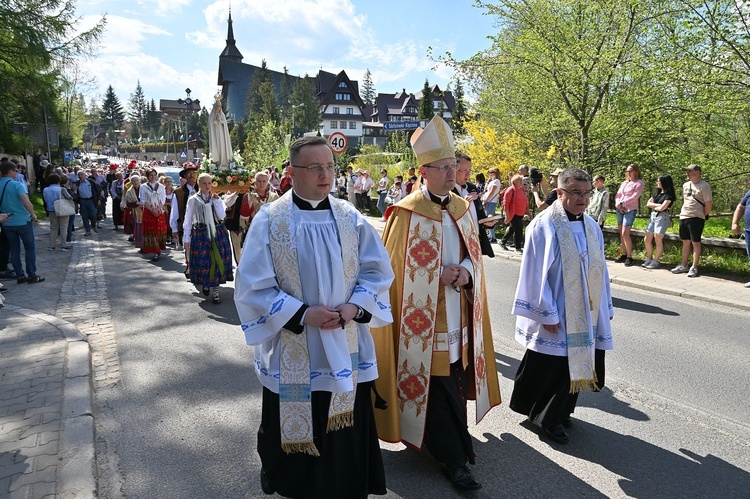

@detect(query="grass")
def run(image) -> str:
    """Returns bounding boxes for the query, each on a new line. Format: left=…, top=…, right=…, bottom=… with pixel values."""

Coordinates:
left=604, top=239, right=750, bottom=277
left=603, top=213, right=734, bottom=238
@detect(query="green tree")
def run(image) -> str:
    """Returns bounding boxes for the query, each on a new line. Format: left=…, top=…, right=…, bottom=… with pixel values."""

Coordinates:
left=0, top=0, right=105, bottom=152
left=452, top=77, right=467, bottom=135
left=362, top=69, right=376, bottom=105
left=128, top=80, right=147, bottom=139
left=58, top=60, right=95, bottom=147
left=243, top=120, right=286, bottom=171
left=99, top=85, right=125, bottom=143
left=386, top=130, right=416, bottom=169
left=289, top=74, right=321, bottom=134
left=417, top=79, right=434, bottom=120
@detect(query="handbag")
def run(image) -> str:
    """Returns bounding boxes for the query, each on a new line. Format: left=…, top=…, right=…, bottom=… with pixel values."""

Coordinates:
left=54, top=191, right=76, bottom=217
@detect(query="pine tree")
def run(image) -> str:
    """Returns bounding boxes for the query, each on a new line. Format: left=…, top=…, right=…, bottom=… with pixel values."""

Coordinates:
left=452, top=77, right=467, bottom=135
left=128, top=80, right=147, bottom=139
left=289, top=74, right=321, bottom=134
left=362, top=69, right=375, bottom=105
left=100, top=85, right=125, bottom=143
left=417, top=79, right=434, bottom=120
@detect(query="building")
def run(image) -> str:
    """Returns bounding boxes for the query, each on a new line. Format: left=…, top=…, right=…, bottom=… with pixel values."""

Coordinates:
left=216, top=13, right=366, bottom=141
left=362, top=86, right=457, bottom=148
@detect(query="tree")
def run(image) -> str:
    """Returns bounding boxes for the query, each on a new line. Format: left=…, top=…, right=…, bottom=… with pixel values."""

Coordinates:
left=386, top=130, right=416, bottom=170
left=0, top=0, right=105, bottom=152
left=243, top=120, right=286, bottom=171
left=455, top=0, right=649, bottom=171
left=58, top=60, right=95, bottom=147
left=362, top=69, right=376, bottom=105
left=128, top=80, right=147, bottom=139
left=280, top=66, right=293, bottom=121
left=245, top=59, right=280, bottom=126
left=452, top=77, right=468, bottom=135
left=99, top=85, right=125, bottom=143
left=289, top=74, right=321, bottom=134
left=417, top=79, right=434, bottom=120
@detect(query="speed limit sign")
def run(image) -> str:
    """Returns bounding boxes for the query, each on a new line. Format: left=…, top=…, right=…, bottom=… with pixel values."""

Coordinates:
left=328, top=131, right=348, bottom=154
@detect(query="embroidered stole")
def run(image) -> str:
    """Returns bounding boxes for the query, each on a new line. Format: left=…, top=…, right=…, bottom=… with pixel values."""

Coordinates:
left=396, top=192, right=491, bottom=448
left=549, top=201, right=603, bottom=393
left=268, top=192, right=359, bottom=455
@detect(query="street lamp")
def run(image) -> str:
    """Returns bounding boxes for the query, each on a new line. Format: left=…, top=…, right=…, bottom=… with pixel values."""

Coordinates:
left=177, top=88, right=200, bottom=162
left=291, top=102, right=305, bottom=138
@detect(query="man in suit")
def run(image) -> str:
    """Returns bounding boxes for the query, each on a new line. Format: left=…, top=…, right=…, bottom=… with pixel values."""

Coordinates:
left=455, top=153, right=494, bottom=257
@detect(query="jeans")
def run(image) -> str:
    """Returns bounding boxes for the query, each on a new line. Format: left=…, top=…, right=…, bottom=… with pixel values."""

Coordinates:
left=377, top=191, right=387, bottom=216
left=485, top=201, right=498, bottom=240
left=79, top=198, right=97, bottom=232
left=66, top=213, right=75, bottom=242
left=4, top=221, right=37, bottom=278
left=745, top=229, right=750, bottom=265
left=0, top=227, right=9, bottom=272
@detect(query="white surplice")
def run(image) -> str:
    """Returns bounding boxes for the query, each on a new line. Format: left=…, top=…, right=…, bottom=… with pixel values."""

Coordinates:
left=235, top=196, right=394, bottom=394
left=512, top=211, right=614, bottom=356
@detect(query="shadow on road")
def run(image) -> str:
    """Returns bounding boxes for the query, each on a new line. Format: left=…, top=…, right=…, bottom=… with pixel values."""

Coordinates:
left=612, top=296, right=680, bottom=316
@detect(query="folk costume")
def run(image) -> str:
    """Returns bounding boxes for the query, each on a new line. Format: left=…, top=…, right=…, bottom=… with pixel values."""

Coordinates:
left=183, top=192, right=233, bottom=301
left=109, top=175, right=125, bottom=228
left=234, top=191, right=394, bottom=499
left=372, top=116, right=501, bottom=483
left=124, top=184, right=143, bottom=247
left=223, top=191, right=247, bottom=265
left=164, top=183, right=174, bottom=244
left=238, top=188, right=279, bottom=249
left=510, top=199, right=614, bottom=435
left=170, top=164, right=198, bottom=246
left=140, top=181, right=168, bottom=259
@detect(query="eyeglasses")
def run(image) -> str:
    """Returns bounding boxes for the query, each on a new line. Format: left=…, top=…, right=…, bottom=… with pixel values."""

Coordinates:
left=291, top=163, right=335, bottom=174
left=560, top=188, right=595, bottom=199
left=424, top=162, right=458, bottom=173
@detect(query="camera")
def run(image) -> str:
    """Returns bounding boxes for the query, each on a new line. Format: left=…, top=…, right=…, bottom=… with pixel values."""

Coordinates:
left=529, top=167, right=543, bottom=186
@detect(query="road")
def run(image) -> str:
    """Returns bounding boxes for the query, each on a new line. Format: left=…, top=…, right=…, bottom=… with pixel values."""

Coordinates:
left=94, top=233, right=750, bottom=498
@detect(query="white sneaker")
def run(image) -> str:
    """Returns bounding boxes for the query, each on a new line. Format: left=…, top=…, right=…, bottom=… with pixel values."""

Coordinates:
left=671, top=264, right=689, bottom=274
left=744, top=281, right=750, bottom=288
left=646, top=260, right=660, bottom=269
left=687, top=266, right=699, bottom=278
left=641, top=258, right=653, bottom=268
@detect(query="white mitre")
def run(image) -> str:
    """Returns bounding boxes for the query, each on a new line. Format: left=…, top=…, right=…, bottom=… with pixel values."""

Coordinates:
left=410, top=115, right=455, bottom=166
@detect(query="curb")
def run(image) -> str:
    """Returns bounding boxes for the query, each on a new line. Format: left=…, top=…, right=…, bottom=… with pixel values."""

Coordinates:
left=2, top=305, right=96, bottom=498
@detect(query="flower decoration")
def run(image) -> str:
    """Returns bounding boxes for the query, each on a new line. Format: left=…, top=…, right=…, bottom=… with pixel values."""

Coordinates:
left=198, top=151, right=251, bottom=187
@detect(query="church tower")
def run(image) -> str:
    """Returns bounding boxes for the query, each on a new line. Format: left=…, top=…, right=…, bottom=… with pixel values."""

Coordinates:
left=219, top=10, right=243, bottom=62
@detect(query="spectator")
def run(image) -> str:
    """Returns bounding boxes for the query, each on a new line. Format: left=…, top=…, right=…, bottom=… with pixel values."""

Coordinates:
left=500, top=174, right=530, bottom=253
left=731, top=186, right=750, bottom=288
left=41, top=173, right=73, bottom=251
left=586, top=174, right=610, bottom=229
left=614, top=163, right=645, bottom=266
left=360, top=171, right=375, bottom=215
left=642, top=174, right=676, bottom=269
left=377, top=168, right=389, bottom=221
left=0, top=161, right=44, bottom=283
left=482, top=167, right=502, bottom=242
left=74, top=169, right=101, bottom=236
left=531, top=168, right=563, bottom=211
left=672, top=165, right=712, bottom=278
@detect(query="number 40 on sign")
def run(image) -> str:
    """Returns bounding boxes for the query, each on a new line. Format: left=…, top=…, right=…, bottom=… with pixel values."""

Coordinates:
left=328, top=132, right=348, bottom=154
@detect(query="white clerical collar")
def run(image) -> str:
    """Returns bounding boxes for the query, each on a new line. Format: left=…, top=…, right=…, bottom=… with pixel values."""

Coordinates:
left=421, top=184, right=448, bottom=202
left=293, top=191, right=327, bottom=208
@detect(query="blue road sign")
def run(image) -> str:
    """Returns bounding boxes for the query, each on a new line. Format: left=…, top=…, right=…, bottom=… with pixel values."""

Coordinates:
left=63, top=150, right=74, bottom=163
left=179, top=151, right=188, bottom=158
left=383, top=121, right=421, bottom=131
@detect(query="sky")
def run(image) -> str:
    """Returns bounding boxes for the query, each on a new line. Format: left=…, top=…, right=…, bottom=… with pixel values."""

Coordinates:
left=74, top=0, right=498, bottom=112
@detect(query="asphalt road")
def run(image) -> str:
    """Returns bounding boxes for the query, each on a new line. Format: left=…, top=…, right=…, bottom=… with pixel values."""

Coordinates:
left=99, top=237, right=750, bottom=498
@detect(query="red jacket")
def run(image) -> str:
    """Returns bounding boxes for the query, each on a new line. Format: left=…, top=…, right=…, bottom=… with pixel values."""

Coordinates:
left=503, top=185, right=528, bottom=217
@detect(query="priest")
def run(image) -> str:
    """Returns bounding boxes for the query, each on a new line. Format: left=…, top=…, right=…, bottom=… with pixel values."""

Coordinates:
left=234, top=136, right=394, bottom=498
left=510, top=168, right=614, bottom=444
left=372, top=116, right=501, bottom=492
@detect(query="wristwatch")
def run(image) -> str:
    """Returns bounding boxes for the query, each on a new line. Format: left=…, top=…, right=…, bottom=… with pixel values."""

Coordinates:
left=354, top=306, right=365, bottom=320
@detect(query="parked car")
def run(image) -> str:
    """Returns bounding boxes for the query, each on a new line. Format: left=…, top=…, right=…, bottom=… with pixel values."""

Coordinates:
left=155, top=166, right=183, bottom=185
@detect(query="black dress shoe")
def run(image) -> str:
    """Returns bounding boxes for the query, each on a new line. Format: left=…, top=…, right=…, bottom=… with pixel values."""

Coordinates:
left=561, top=417, right=573, bottom=428
left=443, top=464, right=482, bottom=491
left=202, top=286, right=210, bottom=296
left=17, top=276, right=27, bottom=284
left=543, top=424, right=569, bottom=444
left=260, top=468, right=275, bottom=495
left=27, top=276, right=45, bottom=284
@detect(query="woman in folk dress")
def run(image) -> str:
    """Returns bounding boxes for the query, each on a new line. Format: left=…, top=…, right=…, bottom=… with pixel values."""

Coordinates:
left=140, top=168, right=168, bottom=261
left=183, top=173, right=234, bottom=303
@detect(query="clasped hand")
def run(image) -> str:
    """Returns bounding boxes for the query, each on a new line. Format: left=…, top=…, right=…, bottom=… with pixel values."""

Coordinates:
left=439, top=264, right=469, bottom=288
left=305, top=303, right=359, bottom=330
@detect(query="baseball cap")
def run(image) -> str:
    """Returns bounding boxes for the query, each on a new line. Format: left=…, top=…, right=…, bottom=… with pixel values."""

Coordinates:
left=551, top=168, right=564, bottom=176
left=683, top=164, right=702, bottom=172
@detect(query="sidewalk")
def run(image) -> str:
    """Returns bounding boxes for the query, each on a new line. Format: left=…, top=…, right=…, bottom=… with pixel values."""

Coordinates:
left=0, top=219, right=96, bottom=498
left=0, top=213, right=746, bottom=497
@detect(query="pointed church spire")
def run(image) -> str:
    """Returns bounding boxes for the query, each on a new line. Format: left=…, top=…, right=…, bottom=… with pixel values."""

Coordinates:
left=220, top=9, right=244, bottom=62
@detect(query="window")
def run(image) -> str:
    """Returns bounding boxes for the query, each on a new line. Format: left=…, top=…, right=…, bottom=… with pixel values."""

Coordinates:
left=349, top=121, right=356, bottom=129
left=335, top=93, right=351, bottom=101
left=330, top=121, right=338, bottom=129
left=332, top=107, right=340, bottom=114
left=346, top=108, right=353, bottom=115
left=339, top=82, right=347, bottom=88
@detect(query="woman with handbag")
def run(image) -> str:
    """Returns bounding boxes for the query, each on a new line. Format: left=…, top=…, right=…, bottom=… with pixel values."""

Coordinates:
left=42, top=173, right=73, bottom=251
